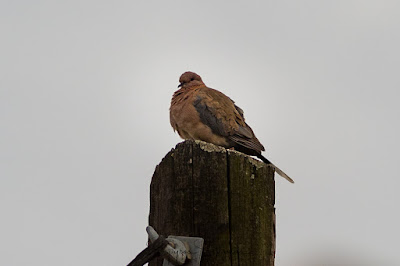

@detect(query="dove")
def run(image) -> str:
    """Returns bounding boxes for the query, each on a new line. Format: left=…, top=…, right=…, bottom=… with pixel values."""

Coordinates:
left=170, top=71, right=294, bottom=183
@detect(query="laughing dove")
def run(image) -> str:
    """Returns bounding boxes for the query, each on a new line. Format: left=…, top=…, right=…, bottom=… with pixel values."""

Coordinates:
left=170, top=71, right=294, bottom=183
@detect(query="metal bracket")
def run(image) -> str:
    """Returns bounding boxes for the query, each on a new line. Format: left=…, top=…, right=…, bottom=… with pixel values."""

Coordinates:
left=146, top=226, right=203, bottom=266
left=162, top=236, right=204, bottom=266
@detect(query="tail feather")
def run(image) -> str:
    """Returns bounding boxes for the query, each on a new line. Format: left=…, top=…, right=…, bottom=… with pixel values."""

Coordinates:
left=257, top=154, right=294, bottom=183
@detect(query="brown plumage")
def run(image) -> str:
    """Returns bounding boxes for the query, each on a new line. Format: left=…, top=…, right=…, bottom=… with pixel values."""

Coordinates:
left=170, top=71, right=294, bottom=183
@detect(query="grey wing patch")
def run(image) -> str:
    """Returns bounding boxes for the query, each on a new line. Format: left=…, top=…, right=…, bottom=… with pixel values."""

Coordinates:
left=193, top=96, right=227, bottom=136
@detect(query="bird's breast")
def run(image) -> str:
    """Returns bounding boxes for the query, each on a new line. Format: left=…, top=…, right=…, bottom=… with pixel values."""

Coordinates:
left=170, top=92, right=229, bottom=147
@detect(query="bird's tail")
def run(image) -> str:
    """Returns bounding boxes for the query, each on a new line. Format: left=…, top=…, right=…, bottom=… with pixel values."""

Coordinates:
left=257, top=154, right=294, bottom=183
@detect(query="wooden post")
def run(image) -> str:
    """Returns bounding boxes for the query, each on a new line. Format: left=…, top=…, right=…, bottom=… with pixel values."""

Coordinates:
left=149, top=140, right=276, bottom=266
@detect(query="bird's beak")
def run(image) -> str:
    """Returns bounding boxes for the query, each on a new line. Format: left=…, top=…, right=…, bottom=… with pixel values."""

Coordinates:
left=178, top=83, right=183, bottom=88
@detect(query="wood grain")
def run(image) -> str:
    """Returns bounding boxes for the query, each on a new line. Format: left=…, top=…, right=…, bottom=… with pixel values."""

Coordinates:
left=149, top=140, right=275, bottom=266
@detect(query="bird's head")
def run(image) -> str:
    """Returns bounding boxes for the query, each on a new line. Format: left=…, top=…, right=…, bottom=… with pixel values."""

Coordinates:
left=178, top=71, right=204, bottom=88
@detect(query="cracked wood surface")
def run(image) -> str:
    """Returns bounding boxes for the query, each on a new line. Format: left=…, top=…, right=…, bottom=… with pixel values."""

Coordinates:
left=149, top=140, right=275, bottom=266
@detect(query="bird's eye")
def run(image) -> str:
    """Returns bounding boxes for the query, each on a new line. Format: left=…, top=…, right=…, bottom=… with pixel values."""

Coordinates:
left=191, top=78, right=194, bottom=81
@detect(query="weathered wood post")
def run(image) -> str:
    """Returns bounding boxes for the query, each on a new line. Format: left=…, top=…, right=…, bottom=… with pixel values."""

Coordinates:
left=149, top=140, right=276, bottom=266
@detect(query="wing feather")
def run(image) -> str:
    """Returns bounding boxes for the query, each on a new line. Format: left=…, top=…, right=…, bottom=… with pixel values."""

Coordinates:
left=193, top=88, right=265, bottom=153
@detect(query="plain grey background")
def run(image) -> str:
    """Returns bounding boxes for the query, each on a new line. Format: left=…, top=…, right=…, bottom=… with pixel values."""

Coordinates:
left=1, top=1, right=399, bottom=265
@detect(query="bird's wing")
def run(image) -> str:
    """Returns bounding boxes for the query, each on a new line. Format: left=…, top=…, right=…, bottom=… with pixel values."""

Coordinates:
left=193, top=87, right=265, bottom=153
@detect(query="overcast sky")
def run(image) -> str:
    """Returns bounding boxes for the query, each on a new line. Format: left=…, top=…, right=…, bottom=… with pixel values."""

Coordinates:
left=1, top=1, right=399, bottom=265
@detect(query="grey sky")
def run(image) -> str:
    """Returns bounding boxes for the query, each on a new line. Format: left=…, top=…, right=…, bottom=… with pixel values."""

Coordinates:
left=1, top=1, right=399, bottom=265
